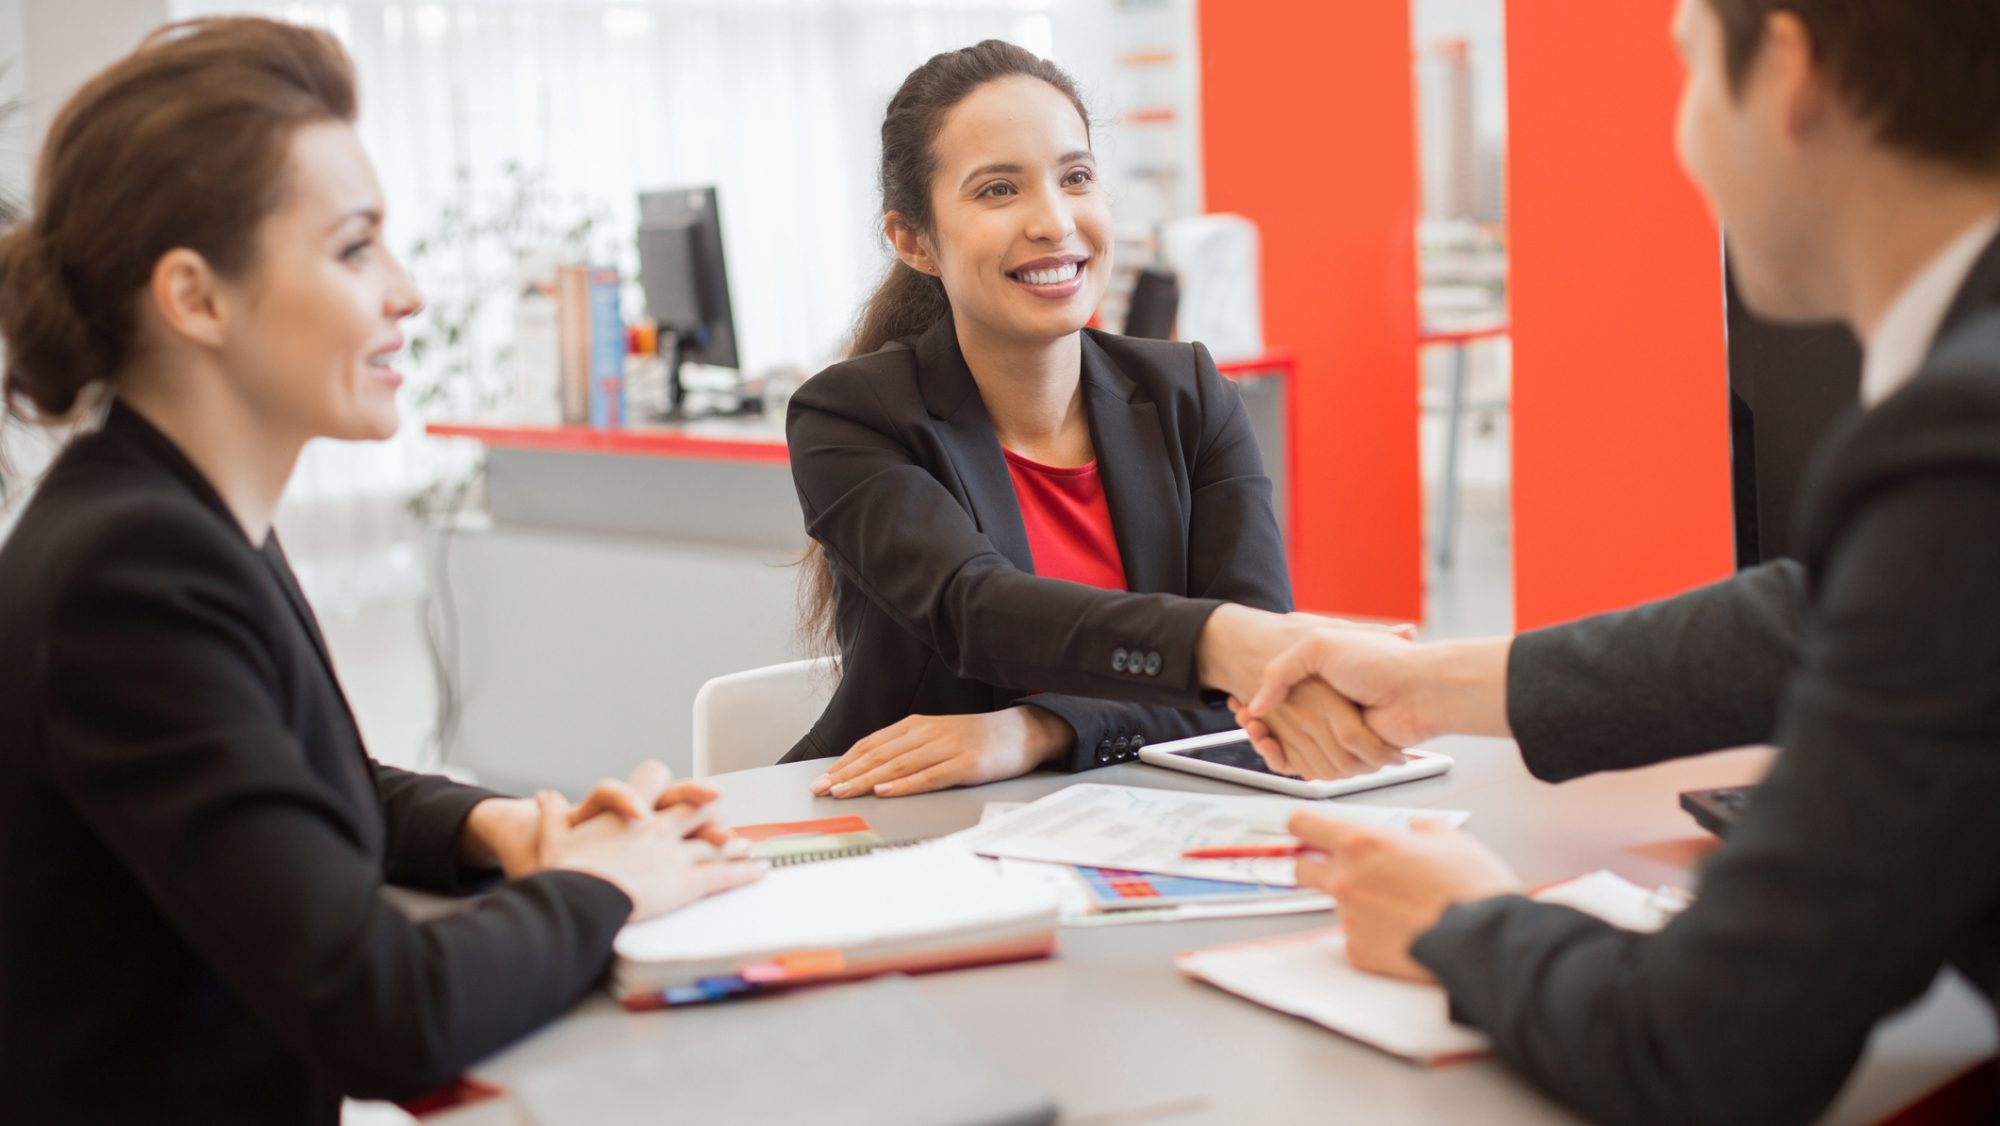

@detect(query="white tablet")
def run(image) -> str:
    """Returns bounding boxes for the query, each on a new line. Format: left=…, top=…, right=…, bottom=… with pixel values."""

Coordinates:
left=1137, top=729, right=1452, bottom=799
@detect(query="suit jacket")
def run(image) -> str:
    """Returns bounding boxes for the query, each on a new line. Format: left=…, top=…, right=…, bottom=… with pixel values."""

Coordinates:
left=1413, top=231, right=2000, bottom=1125
left=0, top=403, right=632, bottom=1124
left=782, top=319, right=1292, bottom=768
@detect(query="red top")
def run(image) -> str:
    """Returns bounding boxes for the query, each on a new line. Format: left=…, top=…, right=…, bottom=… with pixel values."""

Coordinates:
left=1002, top=449, right=1129, bottom=592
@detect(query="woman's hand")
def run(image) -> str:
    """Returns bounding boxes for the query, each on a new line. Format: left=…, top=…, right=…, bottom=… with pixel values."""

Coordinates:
left=809, top=707, right=1073, bottom=799
left=533, top=791, right=766, bottom=921
left=461, top=760, right=739, bottom=879
left=1287, top=811, right=1520, bottom=982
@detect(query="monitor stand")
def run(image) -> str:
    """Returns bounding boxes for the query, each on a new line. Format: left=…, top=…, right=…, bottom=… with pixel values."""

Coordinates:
left=649, top=330, right=761, bottom=422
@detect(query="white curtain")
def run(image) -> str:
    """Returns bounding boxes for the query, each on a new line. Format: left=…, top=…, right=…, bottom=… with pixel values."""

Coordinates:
left=163, top=0, right=1125, bottom=608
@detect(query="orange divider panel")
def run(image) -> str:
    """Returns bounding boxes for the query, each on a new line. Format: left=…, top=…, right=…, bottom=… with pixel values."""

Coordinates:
left=1199, top=1, right=1425, bottom=622
left=1507, top=0, right=1734, bottom=630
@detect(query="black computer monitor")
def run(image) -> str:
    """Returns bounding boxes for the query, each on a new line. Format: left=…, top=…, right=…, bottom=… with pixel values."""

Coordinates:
left=637, top=185, right=740, bottom=418
left=1123, top=267, right=1180, bottom=340
left=1724, top=263, right=1861, bottom=566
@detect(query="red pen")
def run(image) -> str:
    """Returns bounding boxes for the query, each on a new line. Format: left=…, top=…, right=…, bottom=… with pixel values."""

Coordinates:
left=1180, top=843, right=1308, bottom=859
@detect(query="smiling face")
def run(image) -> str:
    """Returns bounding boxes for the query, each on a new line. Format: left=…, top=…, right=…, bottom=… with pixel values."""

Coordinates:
left=213, top=121, right=422, bottom=442
left=898, top=74, right=1112, bottom=348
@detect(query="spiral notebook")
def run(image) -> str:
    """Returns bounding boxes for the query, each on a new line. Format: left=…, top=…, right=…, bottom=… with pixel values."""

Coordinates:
left=610, top=843, right=1060, bottom=1008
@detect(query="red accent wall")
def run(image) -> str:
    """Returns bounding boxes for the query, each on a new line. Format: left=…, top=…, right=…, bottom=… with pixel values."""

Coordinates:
left=1507, top=0, right=1735, bottom=629
left=1199, top=1, right=1424, bottom=621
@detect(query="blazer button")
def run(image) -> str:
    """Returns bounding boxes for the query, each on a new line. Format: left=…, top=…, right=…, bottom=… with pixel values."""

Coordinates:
left=1129, top=734, right=1146, bottom=752
left=1098, top=738, right=1113, bottom=757
left=1114, top=736, right=1130, bottom=757
left=1112, top=648, right=1130, bottom=673
left=1143, top=652, right=1163, bottom=677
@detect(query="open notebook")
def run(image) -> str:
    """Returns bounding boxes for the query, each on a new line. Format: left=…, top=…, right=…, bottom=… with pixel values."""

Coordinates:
left=1177, top=870, right=1689, bottom=1065
left=611, top=843, right=1060, bottom=1008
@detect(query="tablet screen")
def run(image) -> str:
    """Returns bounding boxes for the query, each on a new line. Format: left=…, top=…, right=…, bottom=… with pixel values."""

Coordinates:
left=1181, top=742, right=1305, bottom=780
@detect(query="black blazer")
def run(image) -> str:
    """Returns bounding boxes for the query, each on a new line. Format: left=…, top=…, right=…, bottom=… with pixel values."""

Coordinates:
left=1413, top=232, right=2000, bottom=1125
left=782, top=319, right=1292, bottom=769
left=0, top=403, right=632, bottom=1124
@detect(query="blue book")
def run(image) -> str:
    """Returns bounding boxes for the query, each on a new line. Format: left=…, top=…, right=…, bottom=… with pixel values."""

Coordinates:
left=585, top=266, right=625, bottom=429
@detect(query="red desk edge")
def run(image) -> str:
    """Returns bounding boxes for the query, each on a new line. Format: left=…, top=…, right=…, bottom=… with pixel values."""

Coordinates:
left=425, top=351, right=1296, bottom=463
left=423, top=421, right=791, bottom=465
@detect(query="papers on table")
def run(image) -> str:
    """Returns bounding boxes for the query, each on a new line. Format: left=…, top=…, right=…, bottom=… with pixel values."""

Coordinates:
left=1181, top=928, right=1489, bottom=1065
left=956, top=783, right=1469, bottom=888
left=1177, top=870, right=1689, bottom=1065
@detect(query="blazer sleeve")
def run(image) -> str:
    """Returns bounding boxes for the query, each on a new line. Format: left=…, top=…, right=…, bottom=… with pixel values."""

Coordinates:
left=1016, top=347, right=1295, bottom=771
left=372, top=763, right=504, bottom=894
left=1411, top=461, right=2000, bottom=1124
left=38, top=512, right=634, bottom=1101
left=788, top=361, right=1225, bottom=709
left=1505, top=560, right=1806, bottom=781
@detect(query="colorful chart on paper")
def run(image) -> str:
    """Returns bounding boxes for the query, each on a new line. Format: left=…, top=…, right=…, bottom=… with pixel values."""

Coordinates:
left=1075, top=867, right=1310, bottom=910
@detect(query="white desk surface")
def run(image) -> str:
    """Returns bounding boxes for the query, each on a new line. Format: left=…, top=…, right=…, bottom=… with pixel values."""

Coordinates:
left=472, top=737, right=1995, bottom=1124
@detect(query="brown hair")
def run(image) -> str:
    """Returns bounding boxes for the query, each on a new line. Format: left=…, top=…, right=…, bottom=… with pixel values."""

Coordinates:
left=1705, top=0, right=2000, bottom=170
left=799, top=40, right=1092, bottom=656
left=0, top=17, right=358, bottom=424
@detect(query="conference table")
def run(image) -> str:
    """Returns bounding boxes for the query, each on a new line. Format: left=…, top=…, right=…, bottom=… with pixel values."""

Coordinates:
left=470, top=736, right=1995, bottom=1124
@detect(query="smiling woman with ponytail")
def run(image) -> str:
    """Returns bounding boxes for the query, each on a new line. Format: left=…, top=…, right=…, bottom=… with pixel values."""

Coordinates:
left=784, top=41, right=1382, bottom=800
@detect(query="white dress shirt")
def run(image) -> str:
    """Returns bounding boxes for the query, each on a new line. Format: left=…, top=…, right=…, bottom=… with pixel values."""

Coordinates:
left=1860, top=213, right=2000, bottom=408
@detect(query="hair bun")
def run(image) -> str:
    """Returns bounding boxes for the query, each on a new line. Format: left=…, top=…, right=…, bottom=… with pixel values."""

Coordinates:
left=0, top=220, right=106, bottom=422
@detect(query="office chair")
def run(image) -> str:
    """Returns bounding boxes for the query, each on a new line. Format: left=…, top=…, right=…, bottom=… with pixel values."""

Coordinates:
left=690, top=655, right=839, bottom=776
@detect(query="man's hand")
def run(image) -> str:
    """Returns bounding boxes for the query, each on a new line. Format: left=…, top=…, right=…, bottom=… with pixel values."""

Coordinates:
left=1232, top=632, right=1514, bottom=778
left=809, top=707, right=1073, bottom=799
left=1196, top=607, right=1418, bottom=778
left=1196, top=606, right=1410, bottom=704
left=1288, top=811, right=1521, bottom=981
left=1242, top=678, right=1403, bottom=778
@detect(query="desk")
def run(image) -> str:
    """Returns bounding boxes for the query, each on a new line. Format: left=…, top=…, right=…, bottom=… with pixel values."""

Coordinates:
left=422, top=354, right=1291, bottom=795
left=421, top=416, right=805, bottom=794
left=472, top=739, right=1994, bottom=1124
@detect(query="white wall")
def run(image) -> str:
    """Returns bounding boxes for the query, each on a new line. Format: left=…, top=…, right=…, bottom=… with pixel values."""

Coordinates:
left=21, top=0, right=167, bottom=158
left=0, top=0, right=168, bottom=541
left=0, top=0, right=28, bottom=204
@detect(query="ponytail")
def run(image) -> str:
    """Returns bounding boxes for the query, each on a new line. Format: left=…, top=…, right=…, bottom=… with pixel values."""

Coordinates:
left=0, top=223, right=108, bottom=422
left=847, top=259, right=951, bottom=359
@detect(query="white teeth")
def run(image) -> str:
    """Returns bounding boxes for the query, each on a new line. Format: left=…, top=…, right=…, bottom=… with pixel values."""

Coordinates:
left=1017, top=261, right=1080, bottom=286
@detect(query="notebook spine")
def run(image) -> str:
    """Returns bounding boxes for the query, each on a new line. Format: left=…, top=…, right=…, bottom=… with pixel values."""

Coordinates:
left=766, top=836, right=939, bottom=868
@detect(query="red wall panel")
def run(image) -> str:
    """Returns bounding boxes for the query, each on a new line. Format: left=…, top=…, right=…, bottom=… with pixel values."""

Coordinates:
left=1507, top=0, right=1734, bottom=629
left=1199, top=1, right=1425, bottom=621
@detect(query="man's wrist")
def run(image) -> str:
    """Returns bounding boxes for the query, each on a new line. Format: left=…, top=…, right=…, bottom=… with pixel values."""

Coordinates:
left=1416, top=638, right=1513, bottom=739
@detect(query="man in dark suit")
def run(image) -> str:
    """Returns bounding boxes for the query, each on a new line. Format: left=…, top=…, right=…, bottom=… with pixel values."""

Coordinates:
left=1236, top=0, right=2000, bottom=1122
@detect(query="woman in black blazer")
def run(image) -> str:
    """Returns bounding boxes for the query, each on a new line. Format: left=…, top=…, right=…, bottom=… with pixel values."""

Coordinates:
left=788, top=42, right=1380, bottom=799
left=0, top=21, right=760, bottom=1123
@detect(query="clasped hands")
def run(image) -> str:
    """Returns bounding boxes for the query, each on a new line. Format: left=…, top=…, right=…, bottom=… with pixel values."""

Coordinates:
left=461, top=760, right=766, bottom=921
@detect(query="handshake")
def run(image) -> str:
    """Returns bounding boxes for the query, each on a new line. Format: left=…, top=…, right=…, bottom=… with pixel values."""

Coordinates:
left=1196, top=604, right=1514, bottom=781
